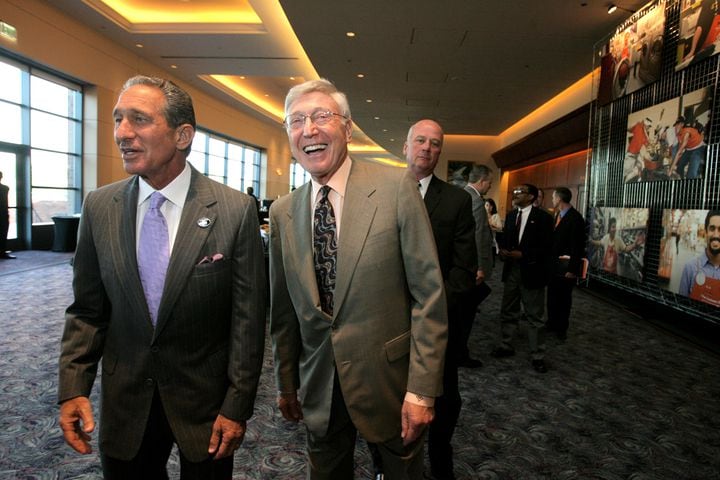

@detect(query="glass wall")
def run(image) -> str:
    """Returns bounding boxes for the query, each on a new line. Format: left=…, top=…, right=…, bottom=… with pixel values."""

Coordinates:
left=189, top=129, right=262, bottom=196
left=0, top=55, right=82, bottom=247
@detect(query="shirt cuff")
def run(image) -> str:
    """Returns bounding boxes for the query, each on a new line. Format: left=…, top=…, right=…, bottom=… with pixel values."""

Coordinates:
left=404, top=391, right=435, bottom=407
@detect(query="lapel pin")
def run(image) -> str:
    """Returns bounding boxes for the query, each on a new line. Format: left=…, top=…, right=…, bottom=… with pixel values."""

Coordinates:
left=197, top=217, right=212, bottom=228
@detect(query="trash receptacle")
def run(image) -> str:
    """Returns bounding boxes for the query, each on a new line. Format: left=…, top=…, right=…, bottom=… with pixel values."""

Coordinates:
left=52, top=215, right=80, bottom=252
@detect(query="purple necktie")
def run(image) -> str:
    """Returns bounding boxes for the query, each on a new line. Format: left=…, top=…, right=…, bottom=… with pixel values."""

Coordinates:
left=138, top=192, right=169, bottom=326
left=314, top=186, right=337, bottom=315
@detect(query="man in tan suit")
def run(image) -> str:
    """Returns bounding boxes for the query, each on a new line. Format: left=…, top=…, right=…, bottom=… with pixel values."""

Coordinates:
left=269, top=79, right=447, bottom=479
left=58, top=76, right=266, bottom=478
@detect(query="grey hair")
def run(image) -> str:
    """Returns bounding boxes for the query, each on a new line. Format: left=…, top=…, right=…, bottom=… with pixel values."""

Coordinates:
left=284, top=78, right=352, bottom=119
left=121, top=75, right=196, bottom=130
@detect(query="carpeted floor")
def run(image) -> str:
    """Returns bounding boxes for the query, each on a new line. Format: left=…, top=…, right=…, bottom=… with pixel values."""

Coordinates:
left=0, top=253, right=718, bottom=479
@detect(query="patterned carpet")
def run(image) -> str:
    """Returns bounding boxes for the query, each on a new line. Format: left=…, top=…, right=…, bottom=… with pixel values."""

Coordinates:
left=0, top=252, right=718, bottom=479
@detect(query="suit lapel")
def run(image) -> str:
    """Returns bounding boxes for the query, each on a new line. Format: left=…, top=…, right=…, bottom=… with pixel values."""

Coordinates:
left=287, top=183, right=321, bottom=314
left=109, top=178, right=151, bottom=326
left=154, top=169, right=216, bottom=337
left=333, top=161, right=377, bottom=319
left=424, top=175, right=441, bottom=217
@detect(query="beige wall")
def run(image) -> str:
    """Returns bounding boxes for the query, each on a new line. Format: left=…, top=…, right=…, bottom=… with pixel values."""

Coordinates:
left=1, top=0, right=292, bottom=199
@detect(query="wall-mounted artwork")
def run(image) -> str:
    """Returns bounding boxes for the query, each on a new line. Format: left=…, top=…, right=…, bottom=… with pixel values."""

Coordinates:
left=623, top=86, right=712, bottom=183
left=588, top=207, right=649, bottom=282
left=446, top=160, right=474, bottom=188
left=598, top=0, right=666, bottom=104
left=676, top=0, right=720, bottom=71
left=658, top=208, right=720, bottom=307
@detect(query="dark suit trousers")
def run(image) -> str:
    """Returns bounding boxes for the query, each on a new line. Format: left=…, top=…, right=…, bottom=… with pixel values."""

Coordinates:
left=101, top=391, right=233, bottom=480
left=0, top=213, right=8, bottom=252
left=546, top=275, right=575, bottom=334
left=428, top=304, right=463, bottom=477
left=499, top=262, right=546, bottom=360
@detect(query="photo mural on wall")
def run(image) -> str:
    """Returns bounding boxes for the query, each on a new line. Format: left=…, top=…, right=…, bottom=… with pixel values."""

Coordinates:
left=676, top=0, right=720, bottom=71
left=658, top=208, right=720, bottom=307
left=588, top=207, right=649, bottom=282
left=598, top=0, right=666, bottom=104
left=623, top=86, right=712, bottom=183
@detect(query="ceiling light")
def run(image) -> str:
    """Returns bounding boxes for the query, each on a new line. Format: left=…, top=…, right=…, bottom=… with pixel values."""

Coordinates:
left=366, top=99, right=372, bottom=103
left=170, top=64, right=177, bottom=69
left=135, top=43, right=143, bottom=48
left=607, top=4, right=636, bottom=14
left=374, top=116, right=380, bottom=120
left=346, top=32, right=355, bottom=37
left=357, top=73, right=364, bottom=78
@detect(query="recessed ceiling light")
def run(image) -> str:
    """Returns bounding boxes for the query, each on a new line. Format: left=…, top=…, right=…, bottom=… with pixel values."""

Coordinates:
left=346, top=32, right=355, bottom=37
left=357, top=73, right=365, bottom=78
left=366, top=99, right=372, bottom=103
left=170, top=65, right=177, bottom=69
left=135, top=43, right=143, bottom=48
left=390, top=138, right=395, bottom=142
left=374, top=116, right=380, bottom=120
left=240, top=76, right=246, bottom=79
left=290, top=76, right=295, bottom=80
left=382, top=129, right=388, bottom=132
left=264, top=94, right=269, bottom=97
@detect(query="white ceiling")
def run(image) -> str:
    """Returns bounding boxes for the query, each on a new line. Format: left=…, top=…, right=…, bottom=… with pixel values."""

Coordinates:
left=47, top=0, right=650, bottom=160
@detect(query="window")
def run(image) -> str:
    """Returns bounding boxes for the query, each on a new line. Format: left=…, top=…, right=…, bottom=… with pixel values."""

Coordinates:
left=290, top=160, right=310, bottom=190
left=189, top=129, right=262, bottom=196
left=0, top=55, right=82, bottom=231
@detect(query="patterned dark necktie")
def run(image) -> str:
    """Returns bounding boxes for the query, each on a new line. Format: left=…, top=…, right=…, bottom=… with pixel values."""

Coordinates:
left=138, top=192, right=169, bottom=326
left=313, top=186, right=337, bottom=315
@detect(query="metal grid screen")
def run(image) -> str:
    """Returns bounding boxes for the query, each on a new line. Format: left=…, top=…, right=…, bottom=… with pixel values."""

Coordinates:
left=588, top=0, right=720, bottom=324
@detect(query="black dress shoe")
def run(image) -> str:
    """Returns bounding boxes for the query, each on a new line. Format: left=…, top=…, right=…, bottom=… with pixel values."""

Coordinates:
left=459, top=357, right=483, bottom=368
left=532, top=359, right=548, bottom=373
left=490, top=347, right=515, bottom=358
left=0, top=253, right=16, bottom=259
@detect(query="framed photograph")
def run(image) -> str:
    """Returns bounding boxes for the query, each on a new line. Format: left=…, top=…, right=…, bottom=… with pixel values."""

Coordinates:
left=588, top=207, right=649, bottom=282
left=598, top=0, right=666, bottom=103
left=657, top=209, right=720, bottom=307
left=623, top=86, right=712, bottom=183
left=446, top=160, right=474, bottom=188
left=676, top=0, right=720, bottom=71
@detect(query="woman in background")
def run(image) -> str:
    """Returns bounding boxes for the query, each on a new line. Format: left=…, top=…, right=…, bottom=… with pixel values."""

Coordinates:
left=485, top=198, right=503, bottom=255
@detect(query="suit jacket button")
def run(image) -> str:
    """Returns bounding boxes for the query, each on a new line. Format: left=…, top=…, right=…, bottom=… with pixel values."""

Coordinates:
left=145, top=378, right=154, bottom=387
left=151, top=346, right=160, bottom=354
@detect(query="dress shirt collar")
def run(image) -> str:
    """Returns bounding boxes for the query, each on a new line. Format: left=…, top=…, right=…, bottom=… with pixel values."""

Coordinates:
left=417, top=174, right=432, bottom=198
left=311, top=155, right=351, bottom=204
left=137, top=162, right=191, bottom=208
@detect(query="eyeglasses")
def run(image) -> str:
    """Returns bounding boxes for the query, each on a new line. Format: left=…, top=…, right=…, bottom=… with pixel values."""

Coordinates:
left=513, top=188, right=529, bottom=194
left=284, top=110, right=348, bottom=130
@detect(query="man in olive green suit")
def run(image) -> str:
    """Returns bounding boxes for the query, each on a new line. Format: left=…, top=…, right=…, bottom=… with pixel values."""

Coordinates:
left=58, top=76, right=266, bottom=479
left=269, top=79, right=447, bottom=479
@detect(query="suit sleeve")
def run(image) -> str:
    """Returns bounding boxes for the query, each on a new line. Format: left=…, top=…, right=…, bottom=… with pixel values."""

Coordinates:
left=221, top=194, right=267, bottom=420
left=397, top=171, right=448, bottom=397
left=568, top=210, right=587, bottom=275
left=58, top=190, right=110, bottom=403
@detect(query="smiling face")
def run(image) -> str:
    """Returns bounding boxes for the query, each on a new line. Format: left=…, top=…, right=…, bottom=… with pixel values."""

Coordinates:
left=285, top=91, right=352, bottom=185
left=404, top=120, right=443, bottom=180
left=113, top=84, right=192, bottom=189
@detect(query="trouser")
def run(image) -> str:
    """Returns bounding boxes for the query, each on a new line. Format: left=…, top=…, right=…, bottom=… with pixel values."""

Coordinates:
left=427, top=352, right=461, bottom=478
left=499, top=263, right=546, bottom=360
left=546, top=275, right=575, bottom=334
left=101, top=391, right=233, bottom=480
left=307, top=372, right=426, bottom=480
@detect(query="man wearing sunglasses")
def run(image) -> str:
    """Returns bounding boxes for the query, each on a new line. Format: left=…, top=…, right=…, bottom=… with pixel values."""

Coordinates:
left=492, top=184, right=553, bottom=373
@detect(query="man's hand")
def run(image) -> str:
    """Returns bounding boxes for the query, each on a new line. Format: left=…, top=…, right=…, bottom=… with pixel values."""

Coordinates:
left=277, top=392, right=303, bottom=422
left=208, top=415, right=246, bottom=459
left=476, top=269, right=485, bottom=285
left=59, top=396, right=95, bottom=454
left=400, top=400, right=433, bottom=446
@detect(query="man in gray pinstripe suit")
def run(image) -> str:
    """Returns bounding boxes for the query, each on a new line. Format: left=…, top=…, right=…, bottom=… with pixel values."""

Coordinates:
left=58, top=76, right=266, bottom=479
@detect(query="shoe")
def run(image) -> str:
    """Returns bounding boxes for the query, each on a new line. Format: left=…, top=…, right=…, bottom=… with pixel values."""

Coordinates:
left=458, top=357, right=483, bottom=368
left=0, top=253, right=16, bottom=259
left=490, top=347, right=515, bottom=358
left=532, top=359, right=548, bottom=373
